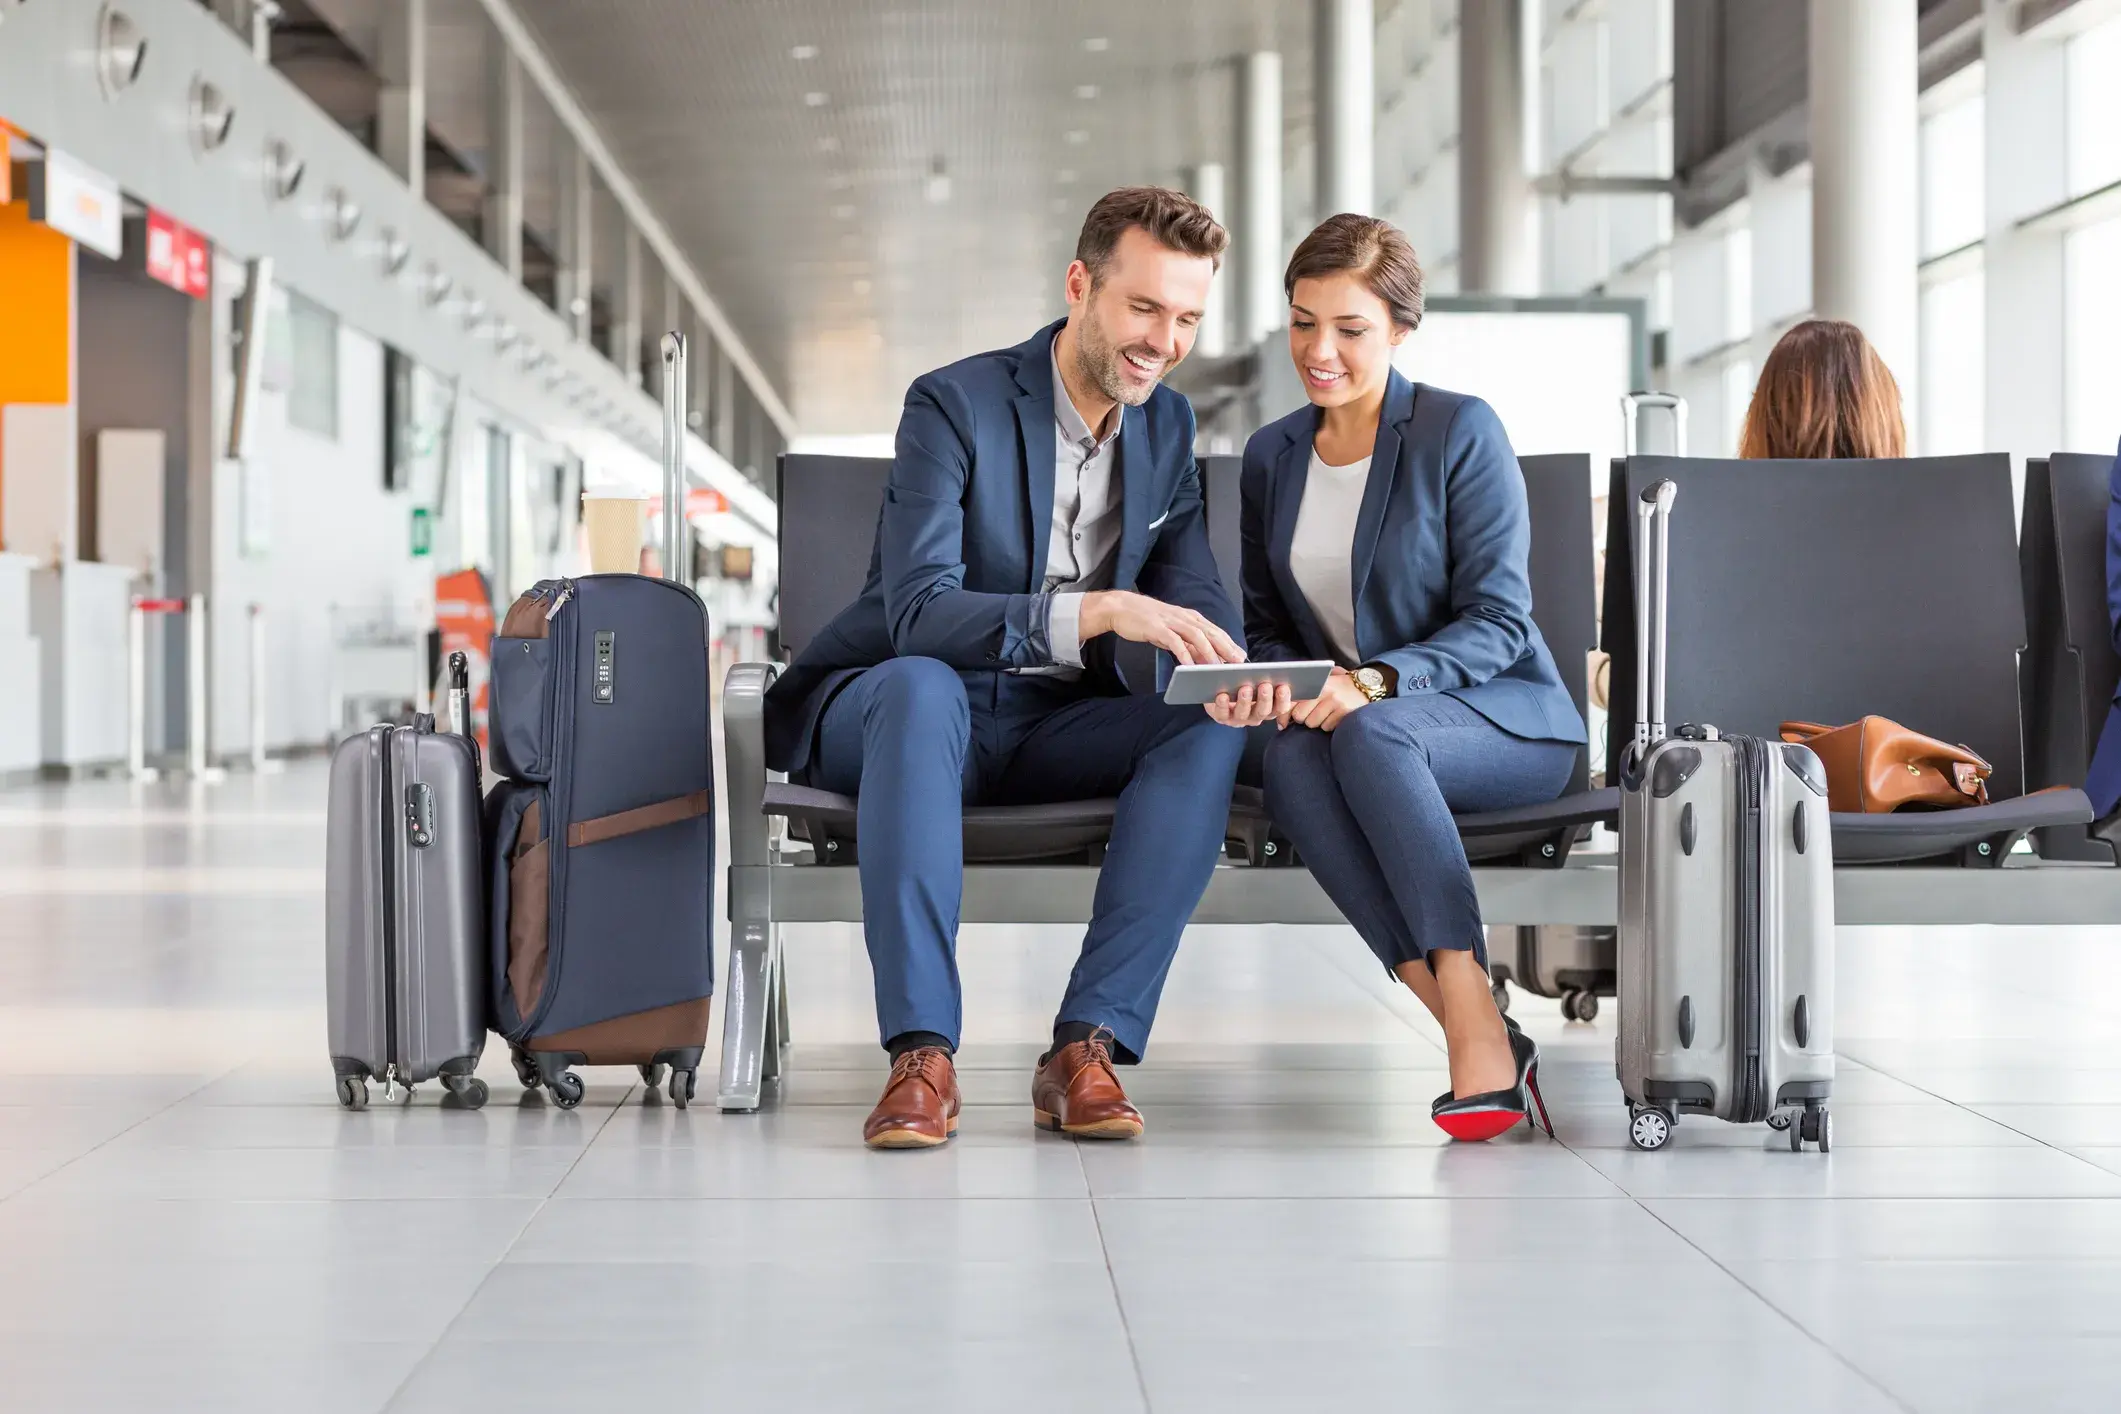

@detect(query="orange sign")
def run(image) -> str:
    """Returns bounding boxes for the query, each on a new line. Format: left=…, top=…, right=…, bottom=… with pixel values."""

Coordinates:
left=0, top=119, right=16, bottom=206
left=686, top=487, right=728, bottom=518
left=434, top=568, right=497, bottom=754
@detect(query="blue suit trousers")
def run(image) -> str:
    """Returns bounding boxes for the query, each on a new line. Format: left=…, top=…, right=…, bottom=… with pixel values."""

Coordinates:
left=806, top=657, right=1246, bottom=1060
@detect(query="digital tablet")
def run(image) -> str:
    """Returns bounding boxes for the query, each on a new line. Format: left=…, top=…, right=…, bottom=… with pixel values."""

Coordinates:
left=1162, top=661, right=1336, bottom=706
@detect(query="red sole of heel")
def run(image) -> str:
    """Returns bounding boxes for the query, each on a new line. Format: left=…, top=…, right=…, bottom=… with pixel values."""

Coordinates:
left=1433, top=1109, right=1524, bottom=1143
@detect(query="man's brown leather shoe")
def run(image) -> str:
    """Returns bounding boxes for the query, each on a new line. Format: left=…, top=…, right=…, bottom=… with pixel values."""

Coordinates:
left=863, top=1048, right=960, bottom=1150
left=1031, top=1032, right=1143, bottom=1140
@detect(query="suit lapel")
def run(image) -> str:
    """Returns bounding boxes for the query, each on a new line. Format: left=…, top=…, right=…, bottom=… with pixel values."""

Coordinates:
left=1348, top=373, right=1416, bottom=645
left=1013, top=331, right=1060, bottom=592
left=1268, top=415, right=1331, bottom=659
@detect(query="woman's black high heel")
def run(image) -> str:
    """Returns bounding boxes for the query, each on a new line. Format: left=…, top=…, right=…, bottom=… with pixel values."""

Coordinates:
left=1432, top=1020, right=1554, bottom=1141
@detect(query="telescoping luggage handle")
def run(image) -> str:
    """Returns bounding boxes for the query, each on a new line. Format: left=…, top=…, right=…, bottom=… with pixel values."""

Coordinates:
left=659, top=332, right=689, bottom=584
left=1633, top=479, right=1677, bottom=752
left=1622, top=391, right=1689, bottom=458
left=445, top=651, right=471, bottom=738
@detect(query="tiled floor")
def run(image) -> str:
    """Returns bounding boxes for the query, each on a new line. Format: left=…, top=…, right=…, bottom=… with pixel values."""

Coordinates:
left=4, top=765, right=2121, bottom=1412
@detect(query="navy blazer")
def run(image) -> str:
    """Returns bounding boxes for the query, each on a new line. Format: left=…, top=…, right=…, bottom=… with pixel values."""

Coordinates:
left=764, top=320, right=1241, bottom=772
left=1239, top=371, right=1586, bottom=746
left=2086, top=438, right=2121, bottom=818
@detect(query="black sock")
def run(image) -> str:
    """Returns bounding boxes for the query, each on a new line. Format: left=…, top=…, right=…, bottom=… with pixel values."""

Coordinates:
left=1041, top=1020, right=1104, bottom=1066
left=886, top=1030, right=952, bottom=1062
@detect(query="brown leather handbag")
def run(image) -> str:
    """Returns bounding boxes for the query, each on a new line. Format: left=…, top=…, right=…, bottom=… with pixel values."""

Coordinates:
left=1778, top=718, right=1992, bottom=813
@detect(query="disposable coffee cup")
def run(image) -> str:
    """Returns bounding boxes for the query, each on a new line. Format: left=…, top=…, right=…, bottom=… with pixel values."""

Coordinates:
left=581, top=488, right=650, bottom=574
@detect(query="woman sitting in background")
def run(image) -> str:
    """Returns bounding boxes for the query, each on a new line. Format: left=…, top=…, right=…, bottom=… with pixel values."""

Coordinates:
left=1210, top=214, right=1587, bottom=1141
left=1739, top=318, right=1907, bottom=460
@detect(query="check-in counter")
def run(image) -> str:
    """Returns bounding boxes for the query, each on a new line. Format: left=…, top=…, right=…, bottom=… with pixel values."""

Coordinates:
left=28, top=559, right=135, bottom=771
left=0, top=553, right=41, bottom=775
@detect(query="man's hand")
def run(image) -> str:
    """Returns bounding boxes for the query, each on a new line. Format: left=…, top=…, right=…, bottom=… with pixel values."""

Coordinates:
left=1279, top=666, right=1371, bottom=733
left=1205, top=680, right=1290, bottom=728
left=1080, top=590, right=1245, bottom=666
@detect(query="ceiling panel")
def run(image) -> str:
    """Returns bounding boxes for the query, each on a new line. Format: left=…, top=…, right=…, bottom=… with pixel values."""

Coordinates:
left=509, top=0, right=1313, bottom=433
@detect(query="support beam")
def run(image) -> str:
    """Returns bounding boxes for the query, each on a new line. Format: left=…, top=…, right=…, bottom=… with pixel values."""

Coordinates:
left=483, top=45, right=524, bottom=281
left=1184, top=161, right=1229, bottom=358
left=557, top=145, right=592, bottom=342
left=1459, top=0, right=1536, bottom=294
left=1314, top=0, right=1375, bottom=218
left=617, top=226, right=643, bottom=388
left=1237, top=51, right=1286, bottom=346
left=375, top=0, right=427, bottom=193
left=1810, top=0, right=1920, bottom=421
left=714, top=341, right=736, bottom=461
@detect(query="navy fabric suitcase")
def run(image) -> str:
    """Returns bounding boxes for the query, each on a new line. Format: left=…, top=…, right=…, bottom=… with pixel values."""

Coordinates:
left=487, top=573, right=717, bottom=1108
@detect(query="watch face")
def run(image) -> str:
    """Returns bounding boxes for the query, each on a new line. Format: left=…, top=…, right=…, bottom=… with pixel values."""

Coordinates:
left=1356, top=668, right=1383, bottom=690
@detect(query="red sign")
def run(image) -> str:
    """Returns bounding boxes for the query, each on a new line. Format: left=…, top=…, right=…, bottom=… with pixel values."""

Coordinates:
left=143, top=211, right=211, bottom=299
left=686, top=487, right=729, bottom=518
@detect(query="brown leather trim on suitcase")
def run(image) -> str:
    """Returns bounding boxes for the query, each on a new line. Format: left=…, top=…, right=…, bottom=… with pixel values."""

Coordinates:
left=566, top=789, right=713, bottom=848
left=529, top=995, right=713, bottom=1063
left=507, top=800, right=550, bottom=1018
left=499, top=591, right=554, bottom=640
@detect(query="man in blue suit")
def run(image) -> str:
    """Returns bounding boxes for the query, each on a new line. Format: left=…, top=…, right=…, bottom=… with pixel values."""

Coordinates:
left=764, top=188, right=1255, bottom=1149
left=2086, top=437, right=2121, bottom=820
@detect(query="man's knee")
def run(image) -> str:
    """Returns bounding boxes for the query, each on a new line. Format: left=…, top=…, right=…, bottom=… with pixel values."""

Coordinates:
left=1156, top=707, right=1247, bottom=769
left=861, top=657, right=969, bottom=737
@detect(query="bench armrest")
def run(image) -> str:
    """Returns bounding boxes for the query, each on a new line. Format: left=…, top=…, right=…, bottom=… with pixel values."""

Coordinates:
left=723, top=662, right=781, bottom=868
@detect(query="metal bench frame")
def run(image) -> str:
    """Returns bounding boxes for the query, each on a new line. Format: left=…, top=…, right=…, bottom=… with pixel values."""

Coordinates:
left=717, top=663, right=2121, bottom=1111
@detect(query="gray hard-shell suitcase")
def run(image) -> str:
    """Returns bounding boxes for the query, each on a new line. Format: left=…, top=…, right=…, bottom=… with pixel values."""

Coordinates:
left=325, top=653, right=489, bottom=1110
left=1615, top=478, right=1836, bottom=1152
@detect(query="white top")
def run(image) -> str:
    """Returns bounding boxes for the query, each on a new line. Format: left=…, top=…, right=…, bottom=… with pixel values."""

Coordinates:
left=1287, top=449, right=1372, bottom=665
left=1029, top=334, right=1124, bottom=673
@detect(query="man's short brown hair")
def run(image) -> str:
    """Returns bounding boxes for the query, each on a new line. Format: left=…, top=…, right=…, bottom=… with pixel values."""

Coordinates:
left=1074, top=186, right=1227, bottom=288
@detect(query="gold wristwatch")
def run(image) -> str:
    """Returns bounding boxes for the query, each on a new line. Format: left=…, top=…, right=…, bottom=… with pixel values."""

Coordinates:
left=1352, top=665, right=1391, bottom=703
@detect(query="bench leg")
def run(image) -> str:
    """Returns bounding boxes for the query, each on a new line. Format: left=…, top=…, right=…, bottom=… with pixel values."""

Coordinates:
left=718, top=919, right=778, bottom=1111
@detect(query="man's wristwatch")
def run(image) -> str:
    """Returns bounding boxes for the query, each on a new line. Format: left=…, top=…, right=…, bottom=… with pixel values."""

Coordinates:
left=1352, top=665, right=1392, bottom=703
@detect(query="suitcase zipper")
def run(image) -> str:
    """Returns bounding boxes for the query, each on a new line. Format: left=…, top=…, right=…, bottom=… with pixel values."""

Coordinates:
left=522, top=579, right=578, bottom=1038
left=1733, top=734, right=1766, bottom=1121
left=377, top=726, right=402, bottom=1088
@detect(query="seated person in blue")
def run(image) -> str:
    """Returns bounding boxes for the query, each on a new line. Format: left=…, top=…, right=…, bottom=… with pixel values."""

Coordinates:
left=2088, top=437, right=2121, bottom=821
left=1212, top=214, right=1588, bottom=1141
left=763, top=188, right=1250, bottom=1150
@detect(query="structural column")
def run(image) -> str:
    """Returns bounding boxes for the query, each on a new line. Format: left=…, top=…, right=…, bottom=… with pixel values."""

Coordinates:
left=617, top=227, right=643, bottom=387
left=1809, top=0, right=1919, bottom=416
left=484, top=46, right=524, bottom=281
left=1237, top=50, right=1285, bottom=344
left=376, top=0, right=427, bottom=193
left=1314, top=0, right=1374, bottom=218
left=1185, top=161, right=1229, bottom=358
left=557, top=145, right=593, bottom=342
left=1458, top=0, right=1536, bottom=294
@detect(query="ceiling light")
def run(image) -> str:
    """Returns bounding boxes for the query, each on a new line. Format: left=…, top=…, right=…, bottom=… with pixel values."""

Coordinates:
left=379, top=227, right=410, bottom=274
left=924, top=156, right=952, bottom=205
left=325, top=187, right=361, bottom=241
left=189, top=78, right=235, bottom=151
left=839, top=233, right=859, bottom=250
left=803, top=91, right=828, bottom=107
left=263, top=139, right=304, bottom=201
left=1064, top=129, right=1088, bottom=145
left=817, top=135, right=840, bottom=153
left=1075, top=84, right=1099, bottom=100
left=1057, top=168, right=1077, bottom=185
left=1083, top=36, right=1109, bottom=53
left=424, top=265, right=453, bottom=307
left=832, top=203, right=855, bottom=220
left=791, top=43, right=819, bottom=60
left=461, top=298, right=488, bottom=330
left=569, top=295, right=589, bottom=315
left=852, top=278, right=873, bottom=295
left=826, top=172, right=851, bottom=190
left=97, top=7, right=148, bottom=95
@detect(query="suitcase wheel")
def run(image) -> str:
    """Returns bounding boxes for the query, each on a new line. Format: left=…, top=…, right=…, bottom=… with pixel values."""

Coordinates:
left=1627, top=1105, right=1673, bottom=1151
left=335, top=1075, right=369, bottom=1111
left=1766, top=1110, right=1793, bottom=1131
left=638, top=1063, right=668, bottom=1090
left=510, top=1048, right=540, bottom=1090
left=1491, top=980, right=1511, bottom=1015
left=1562, top=989, right=1600, bottom=1024
left=668, top=1068, right=697, bottom=1109
left=442, top=1074, right=490, bottom=1110
left=1791, top=1106, right=1831, bottom=1154
left=547, top=1072, right=586, bottom=1110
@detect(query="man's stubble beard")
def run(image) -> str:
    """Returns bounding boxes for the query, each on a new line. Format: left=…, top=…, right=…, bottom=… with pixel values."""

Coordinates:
left=1073, top=289, right=1158, bottom=409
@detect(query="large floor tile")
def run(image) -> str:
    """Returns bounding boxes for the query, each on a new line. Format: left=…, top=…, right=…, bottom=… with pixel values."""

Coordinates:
left=0, top=1196, right=541, bottom=1266
left=1644, top=1197, right=2121, bottom=1263
left=1094, top=1196, right=1700, bottom=1264
left=1727, top=1258, right=2121, bottom=1339
left=0, top=1339, right=429, bottom=1414
left=1082, top=1138, right=1623, bottom=1198
left=1131, top=1332, right=1901, bottom=1414
left=26, top=1144, right=589, bottom=1200
left=1830, top=1335, right=2121, bottom=1414
left=108, top=1102, right=608, bottom=1150
left=1575, top=1144, right=2121, bottom=1199
left=554, top=1130, right=1090, bottom=1198
left=0, top=1259, right=496, bottom=1342
left=1972, top=1104, right=2121, bottom=1147
left=506, top=1196, right=1105, bottom=1264
left=386, top=1337, right=1146, bottom=1414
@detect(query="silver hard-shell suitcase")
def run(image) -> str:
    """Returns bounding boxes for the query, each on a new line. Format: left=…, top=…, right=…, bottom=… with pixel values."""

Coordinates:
left=1616, top=479, right=1835, bottom=1151
left=1488, top=925, right=1615, bottom=1023
left=325, top=653, right=489, bottom=1109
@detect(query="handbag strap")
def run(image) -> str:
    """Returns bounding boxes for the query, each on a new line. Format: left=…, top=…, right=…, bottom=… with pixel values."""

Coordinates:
left=567, top=789, right=713, bottom=848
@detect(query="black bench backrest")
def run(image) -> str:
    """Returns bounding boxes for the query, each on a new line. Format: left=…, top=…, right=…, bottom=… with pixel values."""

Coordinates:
left=1601, top=454, right=2029, bottom=799
left=775, top=454, right=891, bottom=659
left=2022, top=453, right=2119, bottom=799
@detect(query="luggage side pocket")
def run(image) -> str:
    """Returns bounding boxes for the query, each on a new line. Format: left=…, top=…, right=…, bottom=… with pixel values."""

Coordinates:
left=506, top=797, right=552, bottom=1021
left=491, top=637, right=554, bottom=781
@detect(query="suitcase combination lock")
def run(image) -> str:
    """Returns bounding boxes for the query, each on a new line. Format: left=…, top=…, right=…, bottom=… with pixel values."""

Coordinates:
left=405, top=784, right=435, bottom=848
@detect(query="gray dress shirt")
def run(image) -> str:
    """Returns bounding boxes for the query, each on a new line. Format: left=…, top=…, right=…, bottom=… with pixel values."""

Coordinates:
left=1029, top=335, right=1124, bottom=673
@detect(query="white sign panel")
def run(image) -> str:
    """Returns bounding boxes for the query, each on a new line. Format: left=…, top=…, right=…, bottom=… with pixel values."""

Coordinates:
left=30, top=150, right=124, bottom=259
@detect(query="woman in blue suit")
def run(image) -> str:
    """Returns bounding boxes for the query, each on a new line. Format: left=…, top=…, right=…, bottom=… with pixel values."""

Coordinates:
left=1209, top=214, right=1587, bottom=1140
